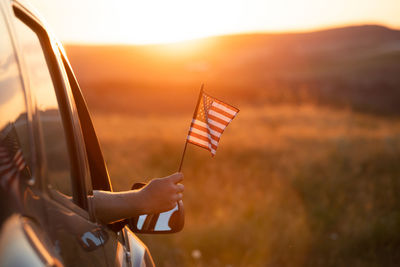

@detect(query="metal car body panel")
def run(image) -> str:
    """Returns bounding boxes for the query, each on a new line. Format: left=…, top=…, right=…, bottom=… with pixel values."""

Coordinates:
left=0, top=215, right=57, bottom=267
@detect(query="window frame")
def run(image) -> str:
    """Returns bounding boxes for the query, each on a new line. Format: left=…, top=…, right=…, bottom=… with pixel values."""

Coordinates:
left=12, top=3, right=89, bottom=211
left=58, top=48, right=113, bottom=193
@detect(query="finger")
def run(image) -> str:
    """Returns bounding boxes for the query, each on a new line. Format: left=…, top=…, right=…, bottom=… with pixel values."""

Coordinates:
left=174, top=193, right=183, bottom=202
left=176, top=183, right=184, bottom=193
left=169, top=172, right=184, bottom=184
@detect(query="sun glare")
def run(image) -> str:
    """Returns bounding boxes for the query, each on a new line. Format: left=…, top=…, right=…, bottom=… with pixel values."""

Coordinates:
left=29, top=0, right=400, bottom=45
left=110, top=0, right=242, bottom=44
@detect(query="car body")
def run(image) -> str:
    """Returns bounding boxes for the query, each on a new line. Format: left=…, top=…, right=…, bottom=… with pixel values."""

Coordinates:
left=0, top=0, right=159, bottom=265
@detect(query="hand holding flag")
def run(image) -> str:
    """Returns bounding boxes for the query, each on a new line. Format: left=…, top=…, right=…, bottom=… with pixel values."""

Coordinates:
left=178, top=85, right=239, bottom=171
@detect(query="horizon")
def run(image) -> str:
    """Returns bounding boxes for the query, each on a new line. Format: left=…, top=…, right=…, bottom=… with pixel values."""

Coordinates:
left=4, top=1, right=400, bottom=266
left=63, top=23, right=400, bottom=46
left=28, top=0, right=400, bottom=45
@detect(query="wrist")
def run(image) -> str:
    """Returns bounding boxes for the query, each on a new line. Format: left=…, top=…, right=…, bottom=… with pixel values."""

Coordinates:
left=130, top=188, right=151, bottom=215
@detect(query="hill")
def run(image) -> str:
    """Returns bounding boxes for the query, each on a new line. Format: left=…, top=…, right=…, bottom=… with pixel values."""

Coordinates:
left=64, top=26, right=400, bottom=266
left=65, top=25, right=400, bottom=115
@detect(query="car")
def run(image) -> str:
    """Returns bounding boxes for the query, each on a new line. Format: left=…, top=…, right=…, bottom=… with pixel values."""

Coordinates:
left=0, top=0, right=184, bottom=266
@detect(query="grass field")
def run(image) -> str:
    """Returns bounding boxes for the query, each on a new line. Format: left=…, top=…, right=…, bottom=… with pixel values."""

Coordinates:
left=66, top=25, right=400, bottom=266
left=91, top=104, right=400, bottom=266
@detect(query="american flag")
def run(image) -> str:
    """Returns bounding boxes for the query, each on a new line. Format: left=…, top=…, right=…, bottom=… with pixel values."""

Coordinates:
left=0, top=125, right=27, bottom=190
left=187, top=90, right=239, bottom=156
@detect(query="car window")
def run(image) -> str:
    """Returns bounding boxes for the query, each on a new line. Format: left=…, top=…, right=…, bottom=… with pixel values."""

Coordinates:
left=58, top=50, right=98, bottom=194
left=58, top=48, right=94, bottom=198
left=13, top=17, right=73, bottom=197
left=0, top=11, right=33, bottom=189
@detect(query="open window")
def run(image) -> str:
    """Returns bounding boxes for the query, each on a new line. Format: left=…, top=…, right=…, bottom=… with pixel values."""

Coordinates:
left=13, top=5, right=89, bottom=210
left=58, top=47, right=113, bottom=193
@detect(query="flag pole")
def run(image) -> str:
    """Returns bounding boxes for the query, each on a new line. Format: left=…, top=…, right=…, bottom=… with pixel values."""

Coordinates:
left=178, top=84, right=204, bottom=172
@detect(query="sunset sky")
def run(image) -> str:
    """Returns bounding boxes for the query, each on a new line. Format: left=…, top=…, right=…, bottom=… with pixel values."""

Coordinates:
left=29, top=0, right=400, bottom=44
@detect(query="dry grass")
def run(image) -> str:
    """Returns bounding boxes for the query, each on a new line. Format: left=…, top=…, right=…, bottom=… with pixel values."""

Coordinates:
left=66, top=26, right=400, bottom=266
left=91, top=104, right=400, bottom=266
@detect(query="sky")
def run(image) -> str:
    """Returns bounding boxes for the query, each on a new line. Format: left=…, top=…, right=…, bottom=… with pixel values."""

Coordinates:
left=28, top=0, right=400, bottom=45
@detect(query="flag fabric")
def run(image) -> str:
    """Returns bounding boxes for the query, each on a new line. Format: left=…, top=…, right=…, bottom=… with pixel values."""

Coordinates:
left=0, top=125, right=27, bottom=190
left=187, top=90, right=239, bottom=156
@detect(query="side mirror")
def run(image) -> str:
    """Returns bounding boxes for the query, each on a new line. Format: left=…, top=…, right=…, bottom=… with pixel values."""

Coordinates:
left=127, top=183, right=184, bottom=234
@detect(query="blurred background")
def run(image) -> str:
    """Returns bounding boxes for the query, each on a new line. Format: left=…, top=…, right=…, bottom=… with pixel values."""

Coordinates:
left=31, top=0, right=400, bottom=266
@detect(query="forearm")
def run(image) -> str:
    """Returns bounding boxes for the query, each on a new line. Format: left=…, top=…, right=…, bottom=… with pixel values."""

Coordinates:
left=90, top=173, right=184, bottom=224
left=90, top=190, right=149, bottom=224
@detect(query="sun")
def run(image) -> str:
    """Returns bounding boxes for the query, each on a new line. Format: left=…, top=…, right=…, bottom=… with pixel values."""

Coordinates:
left=29, top=0, right=400, bottom=45
left=107, top=0, right=242, bottom=44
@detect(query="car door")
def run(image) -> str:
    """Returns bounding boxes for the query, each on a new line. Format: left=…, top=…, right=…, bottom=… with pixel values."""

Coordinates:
left=57, top=40, right=134, bottom=267
left=11, top=3, right=114, bottom=266
left=57, top=22, right=155, bottom=267
left=59, top=44, right=156, bottom=267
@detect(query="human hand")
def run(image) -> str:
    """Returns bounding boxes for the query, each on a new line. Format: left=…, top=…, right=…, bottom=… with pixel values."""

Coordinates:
left=139, top=172, right=184, bottom=214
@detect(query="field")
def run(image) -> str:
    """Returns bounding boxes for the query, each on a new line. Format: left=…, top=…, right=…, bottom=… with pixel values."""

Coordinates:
left=66, top=25, right=400, bottom=266
left=91, top=106, right=400, bottom=266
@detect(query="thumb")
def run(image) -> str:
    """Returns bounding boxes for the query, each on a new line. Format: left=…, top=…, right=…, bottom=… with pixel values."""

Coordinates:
left=168, top=172, right=184, bottom=184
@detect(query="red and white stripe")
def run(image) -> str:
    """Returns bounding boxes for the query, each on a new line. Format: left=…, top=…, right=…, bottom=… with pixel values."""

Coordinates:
left=0, top=146, right=26, bottom=189
left=187, top=99, right=239, bottom=156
